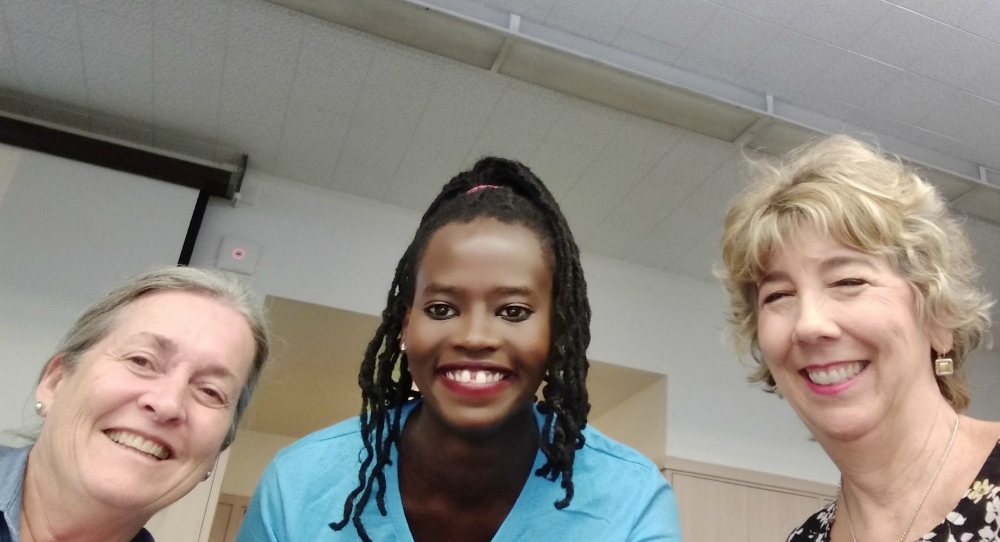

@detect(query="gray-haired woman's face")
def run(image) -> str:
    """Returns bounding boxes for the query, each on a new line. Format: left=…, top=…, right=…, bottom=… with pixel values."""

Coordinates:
left=34, top=290, right=256, bottom=511
left=754, top=226, right=950, bottom=442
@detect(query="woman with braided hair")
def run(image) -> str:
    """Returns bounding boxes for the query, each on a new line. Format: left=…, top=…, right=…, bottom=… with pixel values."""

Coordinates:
left=238, top=157, right=680, bottom=541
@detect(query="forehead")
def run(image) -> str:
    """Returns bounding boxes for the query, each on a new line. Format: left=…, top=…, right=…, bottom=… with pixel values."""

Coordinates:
left=418, top=219, right=552, bottom=289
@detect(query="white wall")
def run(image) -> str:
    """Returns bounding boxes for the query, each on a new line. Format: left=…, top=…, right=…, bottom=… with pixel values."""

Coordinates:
left=0, top=144, right=199, bottom=434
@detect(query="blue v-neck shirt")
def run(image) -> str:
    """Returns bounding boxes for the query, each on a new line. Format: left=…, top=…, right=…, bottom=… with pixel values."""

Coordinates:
left=237, top=401, right=681, bottom=541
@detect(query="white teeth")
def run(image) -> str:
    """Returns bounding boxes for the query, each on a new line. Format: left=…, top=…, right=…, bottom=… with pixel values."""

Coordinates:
left=105, top=430, right=169, bottom=460
left=444, top=370, right=506, bottom=384
left=806, top=361, right=864, bottom=386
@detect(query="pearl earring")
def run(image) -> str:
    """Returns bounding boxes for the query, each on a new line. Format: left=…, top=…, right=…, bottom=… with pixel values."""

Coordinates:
left=203, top=469, right=213, bottom=481
left=34, top=402, right=43, bottom=414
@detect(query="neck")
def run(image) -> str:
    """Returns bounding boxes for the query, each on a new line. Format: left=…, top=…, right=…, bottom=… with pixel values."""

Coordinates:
left=20, top=446, right=149, bottom=542
left=400, top=402, right=540, bottom=505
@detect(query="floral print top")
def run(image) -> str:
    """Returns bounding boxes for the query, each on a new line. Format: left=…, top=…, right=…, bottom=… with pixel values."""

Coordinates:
left=788, top=440, right=1000, bottom=542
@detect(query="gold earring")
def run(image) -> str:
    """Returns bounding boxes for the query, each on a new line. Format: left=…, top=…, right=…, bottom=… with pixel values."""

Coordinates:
left=934, top=351, right=954, bottom=376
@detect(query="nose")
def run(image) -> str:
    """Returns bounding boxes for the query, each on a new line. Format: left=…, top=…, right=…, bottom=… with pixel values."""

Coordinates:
left=791, top=292, right=840, bottom=345
left=138, top=373, right=188, bottom=424
left=454, top=308, right=502, bottom=353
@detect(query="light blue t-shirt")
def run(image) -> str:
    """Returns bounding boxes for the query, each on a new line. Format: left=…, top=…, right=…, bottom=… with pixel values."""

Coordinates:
left=238, top=401, right=681, bottom=541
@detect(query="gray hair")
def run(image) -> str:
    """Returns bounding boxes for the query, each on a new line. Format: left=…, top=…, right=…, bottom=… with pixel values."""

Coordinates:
left=47, top=266, right=270, bottom=449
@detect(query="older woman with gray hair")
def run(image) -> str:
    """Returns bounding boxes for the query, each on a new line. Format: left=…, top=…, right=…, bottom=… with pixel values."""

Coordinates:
left=719, top=135, right=999, bottom=541
left=0, top=267, right=270, bottom=542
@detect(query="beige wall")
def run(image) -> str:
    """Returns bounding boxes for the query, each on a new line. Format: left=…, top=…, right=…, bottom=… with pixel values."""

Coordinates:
left=589, top=377, right=667, bottom=463
left=221, top=429, right=297, bottom=497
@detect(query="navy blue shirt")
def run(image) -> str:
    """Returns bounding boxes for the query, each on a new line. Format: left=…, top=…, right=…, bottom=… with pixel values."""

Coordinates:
left=0, top=445, right=155, bottom=542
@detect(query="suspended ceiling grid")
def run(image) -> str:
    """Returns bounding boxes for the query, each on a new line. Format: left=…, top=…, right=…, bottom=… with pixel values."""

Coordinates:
left=0, top=0, right=996, bottom=288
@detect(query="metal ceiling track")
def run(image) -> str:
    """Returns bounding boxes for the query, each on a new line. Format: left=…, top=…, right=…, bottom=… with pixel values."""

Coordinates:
left=267, top=0, right=1000, bottom=224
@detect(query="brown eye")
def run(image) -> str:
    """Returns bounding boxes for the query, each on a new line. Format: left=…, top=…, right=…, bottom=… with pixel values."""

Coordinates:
left=498, top=305, right=532, bottom=322
left=425, top=303, right=457, bottom=320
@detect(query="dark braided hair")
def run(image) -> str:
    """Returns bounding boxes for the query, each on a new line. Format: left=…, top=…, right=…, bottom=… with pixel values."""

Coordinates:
left=330, top=157, right=592, bottom=541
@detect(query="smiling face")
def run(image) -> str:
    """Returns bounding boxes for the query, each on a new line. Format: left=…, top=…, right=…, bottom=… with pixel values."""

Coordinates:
left=756, top=226, right=951, bottom=441
left=403, top=217, right=553, bottom=436
left=33, top=290, right=256, bottom=512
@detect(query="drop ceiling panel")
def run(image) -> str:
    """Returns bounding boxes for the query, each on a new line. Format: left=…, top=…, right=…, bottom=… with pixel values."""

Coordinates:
left=804, top=51, right=904, bottom=108
left=610, top=29, right=684, bottom=66
left=78, top=0, right=153, bottom=22
left=662, top=224, right=723, bottom=282
left=79, top=8, right=151, bottom=59
left=83, top=50, right=154, bottom=124
left=544, top=0, right=641, bottom=44
left=329, top=46, right=440, bottom=200
left=4, top=0, right=79, bottom=41
left=959, top=0, right=1000, bottom=44
left=525, top=102, right=625, bottom=199
left=713, top=0, right=807, bottom=27
left=153, top=0, right=230, bottom=45
left=861, top=71, right=950, bottom=127
left=686, top=4, right=781, bottom=70
left=462, top=81, right=568, bottom=165
left=8, top=30, right=87, bottom=108
left=273, top=104, right=349, bottom=188
left=383, top=62, right=509, bottom=211
left=622, top=0, right=718, bottom=51
left=784, top=0, right=890, bottom=49
left=288, top=21, right=375, bottom=115
left=734, top=29, right=841, bottom=101
left=152, top=29, right=224, bottom=138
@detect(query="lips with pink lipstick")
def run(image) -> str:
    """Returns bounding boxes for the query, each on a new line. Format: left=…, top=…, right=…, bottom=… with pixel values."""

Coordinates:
left=436, top=361, right=515, bottom=399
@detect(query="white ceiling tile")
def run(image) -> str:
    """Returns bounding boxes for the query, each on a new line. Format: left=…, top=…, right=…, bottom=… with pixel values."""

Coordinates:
left=545, top=0, right=642, bottom=44
left=908, top=26, right=991, bottom=91
left=661, top=224, right=723, bottom=282
left=153, top=28, right=224, bottom=139
left=83, top=49, right=154, bottom=124
left=78, top=7, right=152, bottom=60
left=0, top=25, right=24, bottom=93
left=610, top=134, right=735, bottom=228
left=384, top=63, right=509, bottom=211
left=610, top=29, right=684, bottom=66
left=474, top=0, right=557, bottom=21
left=626, top=158, right=742, bottom=268
left=220, top=47, right=297, bottom=109
left=527, top=103, right=626, bottom=199
left=961, top=45, right=1000, bottom=105
left=785, top=0, right=892, bottom=49
left=580, top=209, right=659, bottom=260
left=218, top=107, right=284, bottom=172
left=10, top=30, right=88, bottom=108
left=464, top=81, right=571, bottom=169
left=843, top=109, right=915, bottom=142
left=803, top=50, right=904, bottom=107
left=330, top=46, right=440, bottom=200
left=862, top=71, right=951, bottom=126
left=672, top=49, right=748, bottom=83
left=3, top=0, right=78, bottom=41
left=273, top=103, right=348, bottom=188
left=686, top=6, right=781, bottom=70
left=896, top=0, right=987, bottom=28
left=622, top=0, right=718, bottom=50
left=226, top=0, right=305, bottom=65
left=561, top=116, right=681, bottom=239
left=77, top=0, right=152, bottom=22
left=154, top=0, right=230, bottom=46
left=958, top=0, right=1000, bottom=44
left=711, top=0, right=808, bottom=27
left=850, top=6, right=942, bottom=70
left=916, top=89, right=997, bottom=147
left=287, top=20, right=375, bottom=115
left=735, top=30, right=842, bottom=101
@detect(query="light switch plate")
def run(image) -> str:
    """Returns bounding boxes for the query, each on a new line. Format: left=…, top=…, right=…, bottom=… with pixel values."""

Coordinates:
left=217, top=237, right=261, bottom=275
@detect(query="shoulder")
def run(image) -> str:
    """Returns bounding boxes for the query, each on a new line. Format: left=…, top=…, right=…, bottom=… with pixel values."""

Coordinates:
left=577, top=425, right=663, bottom=480
left=0, top=445, right=29, bottom=465
left=786, top=501, right=835, bottom=542
left=269, top=416, right=364, bottom=471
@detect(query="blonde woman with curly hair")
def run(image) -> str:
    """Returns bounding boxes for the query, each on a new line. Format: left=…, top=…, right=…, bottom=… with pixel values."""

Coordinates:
left=718, top=135, right=999, bottom=542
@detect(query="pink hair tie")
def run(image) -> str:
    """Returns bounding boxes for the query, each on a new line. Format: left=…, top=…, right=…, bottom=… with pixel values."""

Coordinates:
left=466, top=184, right=502, bottom=194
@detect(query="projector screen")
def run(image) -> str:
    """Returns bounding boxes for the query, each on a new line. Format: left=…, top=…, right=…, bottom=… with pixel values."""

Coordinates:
left=0, top=143, right=200, bottom=433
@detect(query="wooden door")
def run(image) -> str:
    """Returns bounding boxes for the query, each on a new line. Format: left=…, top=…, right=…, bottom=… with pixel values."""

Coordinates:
left=207, top=494, right=251, bottom=542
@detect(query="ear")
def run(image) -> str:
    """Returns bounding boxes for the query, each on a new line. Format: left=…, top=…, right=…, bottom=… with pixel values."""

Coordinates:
left=929, top=328, right=954, bottom=357
left=401, top=307, right=411, bottom=347
left=35, top=355, right=70, bottom=414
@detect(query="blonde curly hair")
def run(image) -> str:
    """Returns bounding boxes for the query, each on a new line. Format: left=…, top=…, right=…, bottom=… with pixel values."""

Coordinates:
left=718, top=135, right=993, bottom=411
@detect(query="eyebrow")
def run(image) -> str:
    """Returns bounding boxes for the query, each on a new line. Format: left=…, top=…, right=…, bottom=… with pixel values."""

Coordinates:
left=132, top=332, right=239, bottom=382
left=423, top=283, right=536, bottom=298
left=759, top=255, right=878, bottom=286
